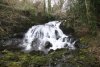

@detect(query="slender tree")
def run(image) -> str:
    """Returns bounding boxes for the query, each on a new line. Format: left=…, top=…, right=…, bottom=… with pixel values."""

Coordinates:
left=43, top=0, right=46, bottom=13
left=85, top=0, right=97, bottom=30
left=48, top=0, right=51, bottom=13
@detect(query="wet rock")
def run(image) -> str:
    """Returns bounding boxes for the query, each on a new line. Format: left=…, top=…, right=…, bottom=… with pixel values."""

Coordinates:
left=0, top=38, right=23, bottom=51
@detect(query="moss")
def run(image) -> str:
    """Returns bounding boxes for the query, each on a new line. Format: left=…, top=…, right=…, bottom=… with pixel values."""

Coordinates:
left=0, top=47, right=99, bottom=67
left=31, top=56, right=48, bottom=66
left=7, top=62, right=21, bottom=67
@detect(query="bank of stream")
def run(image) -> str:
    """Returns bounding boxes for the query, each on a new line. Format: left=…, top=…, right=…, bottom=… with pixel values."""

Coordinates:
left=0, top=3, right=100, bottom=67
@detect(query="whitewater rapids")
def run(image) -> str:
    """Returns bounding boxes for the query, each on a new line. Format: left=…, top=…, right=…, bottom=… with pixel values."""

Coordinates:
left=21, top=21, right=78, bottom=53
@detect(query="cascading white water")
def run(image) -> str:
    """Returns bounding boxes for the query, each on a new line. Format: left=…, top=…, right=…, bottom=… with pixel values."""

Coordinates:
left=22, top=21, right=77, bottom=53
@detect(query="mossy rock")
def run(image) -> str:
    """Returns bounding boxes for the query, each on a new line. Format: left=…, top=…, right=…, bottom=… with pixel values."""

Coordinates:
left=7, top=62, right=22, bottom=67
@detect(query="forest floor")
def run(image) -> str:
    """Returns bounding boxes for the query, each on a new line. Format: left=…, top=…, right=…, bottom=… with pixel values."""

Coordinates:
left=0, top=4, right=100, bottom=67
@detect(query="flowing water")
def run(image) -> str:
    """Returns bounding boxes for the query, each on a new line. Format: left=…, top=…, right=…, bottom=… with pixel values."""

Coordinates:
left=21, top=21, right=78, bottom=53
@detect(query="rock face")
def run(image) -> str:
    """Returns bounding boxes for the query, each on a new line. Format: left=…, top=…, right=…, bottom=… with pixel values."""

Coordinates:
left=0, top=38, right=23, bottom=51
left=21, top=21, right=79, bottom=53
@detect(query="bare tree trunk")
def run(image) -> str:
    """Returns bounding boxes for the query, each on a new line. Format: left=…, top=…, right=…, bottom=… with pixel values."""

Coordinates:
left=43, top=0, right=46, bottom=13
left=48, top=0, right=51, bottom=13
left=85, top=0, right=91, bottom=24
left=59, top=0, right=64, bottom=9
left=85, top=0, right=97, bottom=31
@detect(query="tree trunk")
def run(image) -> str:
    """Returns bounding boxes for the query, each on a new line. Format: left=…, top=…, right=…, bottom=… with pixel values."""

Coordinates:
left=48, top=0, right=51, bottom=13
left=85, top=0, right=97, bottom=31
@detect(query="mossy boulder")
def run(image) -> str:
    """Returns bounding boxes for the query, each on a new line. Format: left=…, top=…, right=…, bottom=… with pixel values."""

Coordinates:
left=0, top=47, right=99, bottom=67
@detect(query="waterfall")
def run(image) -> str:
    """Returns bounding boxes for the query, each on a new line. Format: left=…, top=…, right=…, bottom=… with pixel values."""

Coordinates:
left=21, top=21, right=78, bottom=53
